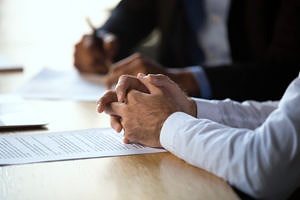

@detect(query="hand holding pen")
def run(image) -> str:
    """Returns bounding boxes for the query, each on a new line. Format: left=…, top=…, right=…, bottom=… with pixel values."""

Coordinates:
left=85, top=17, right=104, bottom=50
left=73, top=17, right=118, bottom=74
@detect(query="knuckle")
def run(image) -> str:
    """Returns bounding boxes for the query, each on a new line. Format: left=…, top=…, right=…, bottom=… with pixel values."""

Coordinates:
left=102, top=90, right=117, bottom=101
left=155, top=73, right=168, bottom=79
left=119, top=74, right=129, bottom=80
left=117, top=75, right=131, bottom=85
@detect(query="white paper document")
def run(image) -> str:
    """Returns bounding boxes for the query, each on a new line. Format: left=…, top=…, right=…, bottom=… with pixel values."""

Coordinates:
left=0, top=54, right=23, bottom=72
left=0, top=94, right=48, bottom=128
left=16, top=67, right=107, bottom=101
left=0, top=128, right=166, bottom=165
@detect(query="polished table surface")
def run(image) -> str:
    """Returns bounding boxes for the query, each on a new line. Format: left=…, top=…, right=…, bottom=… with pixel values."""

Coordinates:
left=0, top=72, right=240, bottom=200
left=0, top=0, right=240, bottom=199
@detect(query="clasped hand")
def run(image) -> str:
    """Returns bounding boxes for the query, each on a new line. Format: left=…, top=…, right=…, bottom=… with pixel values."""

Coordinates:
left=97, top=73, right=197, bottom=148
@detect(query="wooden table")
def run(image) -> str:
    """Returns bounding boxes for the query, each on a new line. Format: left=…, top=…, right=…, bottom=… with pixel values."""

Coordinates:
left=0, top=0, right=240, bottom=199
left=0, top=71, right=240, bottom=200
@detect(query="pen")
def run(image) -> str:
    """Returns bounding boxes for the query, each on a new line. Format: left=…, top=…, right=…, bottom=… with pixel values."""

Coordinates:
left=86, top=17, right=104, bottom=49
left=86, top=17, right=96, bottom=32
left=85, top=17, right=111, bottom=73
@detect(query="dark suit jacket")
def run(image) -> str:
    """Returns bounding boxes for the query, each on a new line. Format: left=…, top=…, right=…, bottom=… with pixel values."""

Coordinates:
left=100, top=0, right=300, bottom=101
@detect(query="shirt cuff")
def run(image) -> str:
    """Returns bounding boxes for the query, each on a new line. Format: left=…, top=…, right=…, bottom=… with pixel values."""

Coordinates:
left=186, top=66, right=212, bottom=99
left=192, top=98, right=222, bottom=123
left=160, top=112, right=193, bottom=152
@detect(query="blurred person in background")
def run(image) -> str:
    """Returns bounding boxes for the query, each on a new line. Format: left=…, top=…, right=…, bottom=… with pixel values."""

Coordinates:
left=74, top=0, right=300, bottom=101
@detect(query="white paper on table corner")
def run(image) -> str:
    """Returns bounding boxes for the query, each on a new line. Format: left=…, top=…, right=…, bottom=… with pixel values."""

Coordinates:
left=0, top=54, right=23, bottom=71
left=0, top=94, right=48, bottom=128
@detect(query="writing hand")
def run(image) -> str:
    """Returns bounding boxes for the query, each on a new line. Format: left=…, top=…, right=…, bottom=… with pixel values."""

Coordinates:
left=104, top=53, right=167, bottom=88
left=74, top=33, right=118, bottom=74
left=104, top=53, right=201, bottom=96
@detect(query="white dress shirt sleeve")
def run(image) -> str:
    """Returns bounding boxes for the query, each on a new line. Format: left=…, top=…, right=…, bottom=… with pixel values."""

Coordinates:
left=192, top=98, right=278, bottom=129
left=160, top=75, right=300, bottom=200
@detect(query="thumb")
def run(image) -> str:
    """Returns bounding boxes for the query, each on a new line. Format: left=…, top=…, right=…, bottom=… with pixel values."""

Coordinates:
left=148, top=74, right=187, bottom=97
left=148, top=74, right=178, bottom=90
left=137, top=73, right=164, bottom=95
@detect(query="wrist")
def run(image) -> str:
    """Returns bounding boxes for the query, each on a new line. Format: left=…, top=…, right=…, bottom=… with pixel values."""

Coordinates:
left=187, top=98, right=197, bottom=117
left=167, top=69, right=201, bottom=97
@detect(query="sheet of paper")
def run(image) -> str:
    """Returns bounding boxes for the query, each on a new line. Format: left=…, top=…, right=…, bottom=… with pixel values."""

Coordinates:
left=16, top=67, right=107, bottom=101
left=0, top=54, right=23, bottom=72
left=0, top=128, right=166, bottom=165
left=0, top=94, right=48, bottom=128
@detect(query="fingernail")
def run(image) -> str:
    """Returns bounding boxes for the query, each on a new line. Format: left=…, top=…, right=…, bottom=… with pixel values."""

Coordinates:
left=137, top=73, right=146, bottom=78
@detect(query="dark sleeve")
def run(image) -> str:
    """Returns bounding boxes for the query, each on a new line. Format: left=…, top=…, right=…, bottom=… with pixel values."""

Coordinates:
left=228, top=0, right=300, bottom=65
left=204, top=64, right=300, bottom=101
left=207, top=0, right=300, bottom=101
left=265, top=0, right=300, bottom=65
left=98, top=0, right=157, bottom=60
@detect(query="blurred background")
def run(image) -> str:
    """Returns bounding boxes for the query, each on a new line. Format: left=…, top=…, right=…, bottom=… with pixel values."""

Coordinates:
left=0, top=0, right=120, bottom=70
